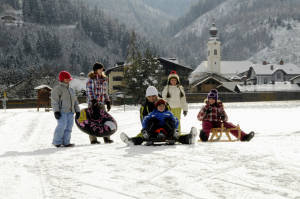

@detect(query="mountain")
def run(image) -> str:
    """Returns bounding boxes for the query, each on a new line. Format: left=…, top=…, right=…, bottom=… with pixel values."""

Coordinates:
left=0, top=0, right=161, bottom=89
left=164, top=0, right=300, bottom=67
left=83, top=0, right=195, bottom=38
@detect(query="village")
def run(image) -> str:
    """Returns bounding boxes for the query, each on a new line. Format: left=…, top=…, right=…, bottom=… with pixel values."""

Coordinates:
left=1, top=22, right=300, bottom=110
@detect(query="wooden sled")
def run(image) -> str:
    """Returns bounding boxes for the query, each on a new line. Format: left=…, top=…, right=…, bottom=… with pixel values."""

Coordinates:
left=198, top=123, right=241, bottom=142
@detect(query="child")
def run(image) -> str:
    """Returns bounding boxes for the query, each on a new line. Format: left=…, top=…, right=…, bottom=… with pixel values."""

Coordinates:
left=197, top=89, right=254, bottom=142
left=162, top=71, right=188, bottom=133
left=86, top=62, right=112, bottom=144
left=51, top=71, right=80, bottom=147
left=142, top=99, right=179, bottom=144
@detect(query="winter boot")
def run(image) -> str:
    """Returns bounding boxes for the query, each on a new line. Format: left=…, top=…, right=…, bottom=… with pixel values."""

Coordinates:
left=91, top=140, right=100, bottom=144
left=188, top=127, right=198, bottom=144
left=142, top=129, right=150, bottom=140
left=103, top=137, right=114, bottom=144
left=166, top=140, right=175, bottom=145
left=64, top=143, right=75, bottom=147
left=199, top=130, right=208, bottom=142
left=53, top=144, right=61, bottom=148
left=241, top=131, right=255, bottom=141
left=145, top=141, right=153, bottom=146
left=120, top=132, right=134, bottom=146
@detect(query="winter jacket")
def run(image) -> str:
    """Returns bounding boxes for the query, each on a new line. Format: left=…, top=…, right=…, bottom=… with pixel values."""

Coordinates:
left=86, top=71, right=110, bottom=106
left=139, top=97, right=171, bottom=123
left=142, top=109, right=179, bottom=129
left=197, top=100, right=228, bottom=122
left=51, top=82, right=80, bottom=113
left=162, top=85, right=188, bottom=111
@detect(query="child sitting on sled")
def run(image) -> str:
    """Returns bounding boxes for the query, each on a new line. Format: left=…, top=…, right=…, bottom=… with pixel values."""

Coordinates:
left=142, top=99, right=179, bottom=144
left=197, top=89, right=254, bottom=142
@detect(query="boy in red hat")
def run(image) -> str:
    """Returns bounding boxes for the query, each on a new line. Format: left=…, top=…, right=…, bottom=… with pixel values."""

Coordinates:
left=197, top=89, right=254, bottom=142
left=141, top=99, right=179, bottom=144
left=51, top=71, right=80, bottom=147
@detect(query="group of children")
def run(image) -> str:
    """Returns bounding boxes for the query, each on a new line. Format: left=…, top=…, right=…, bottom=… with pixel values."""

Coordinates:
left=51, top=63, right=254, bottom=147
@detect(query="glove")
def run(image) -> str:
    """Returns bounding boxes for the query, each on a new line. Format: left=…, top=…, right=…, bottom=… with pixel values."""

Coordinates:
left=183, top=111, right=187, bottom=116
left=54, top=112, right=61, bottom=120
left=220, top=113, right=226, bottom=121
left=75, top=112, right=80, bottom=119
left=106, top=101, right=111, bottom=112
left=205, top=107, right=212, bottom=114
left=91, top=99, right=98, bottom=107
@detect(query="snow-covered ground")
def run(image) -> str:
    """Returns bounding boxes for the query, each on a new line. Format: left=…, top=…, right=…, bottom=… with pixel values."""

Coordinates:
left=0, top=101, right=300, bottom=199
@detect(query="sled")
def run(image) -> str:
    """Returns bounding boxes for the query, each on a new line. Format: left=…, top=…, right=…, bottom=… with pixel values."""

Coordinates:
left=75, top=108, right=117, bottom=137
left=198, top=123, right=241, bottom=142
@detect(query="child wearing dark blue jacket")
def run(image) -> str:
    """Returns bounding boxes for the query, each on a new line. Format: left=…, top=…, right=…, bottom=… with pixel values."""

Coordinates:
left=142, top=99, right=179, bottom=143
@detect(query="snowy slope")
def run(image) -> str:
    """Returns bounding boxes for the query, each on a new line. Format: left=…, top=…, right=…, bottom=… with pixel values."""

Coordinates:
left=0, top=101, right=300, bottom=199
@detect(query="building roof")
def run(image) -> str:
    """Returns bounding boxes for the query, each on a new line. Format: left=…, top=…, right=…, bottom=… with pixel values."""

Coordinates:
left=251, top=63, right=300, bottom=75
left=217, top=82, right=238, bottom=92
left=158, top=57, right=193, bottom=71
left=290, top=75, right=300, bottom=81
left=191, top=72, right=232, bottom=87
left=34, top=85, right=52, bottom=90
left=192, top=61, right=252, bottom=74
left=236, top=82, right=300, bottom=92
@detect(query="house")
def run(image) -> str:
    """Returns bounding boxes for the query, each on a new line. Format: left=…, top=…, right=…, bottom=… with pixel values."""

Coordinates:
left=106, top=58, right=193, bottom=95
left=246, top=60, right=300, bottom=85
left=105, top=62, right=126, bottom=95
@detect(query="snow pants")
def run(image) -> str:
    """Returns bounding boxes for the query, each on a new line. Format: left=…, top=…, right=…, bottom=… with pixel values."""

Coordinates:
left=53, top=112, right=74, bottom=145
left=202, top=120, right=246, bottom=140
left=170, top=107, right=181, bottom=133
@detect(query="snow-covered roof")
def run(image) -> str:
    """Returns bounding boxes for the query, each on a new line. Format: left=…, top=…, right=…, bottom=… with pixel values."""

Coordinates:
left=192, top=61, right=252, bottom=75
left=217, top=82, right=238, bottom=92
left=251, top=63, right=300, bottom=75
left=69, top=77, right=88, bottom=91
left=34, top=85, right=52, bottom=90
left=190, top=61, right=252, bottom=83
left=237, top=82, right=300, bottom=92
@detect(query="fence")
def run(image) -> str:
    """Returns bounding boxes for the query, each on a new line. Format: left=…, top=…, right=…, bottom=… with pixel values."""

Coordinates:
left=1, top=92, right=300, bottom=109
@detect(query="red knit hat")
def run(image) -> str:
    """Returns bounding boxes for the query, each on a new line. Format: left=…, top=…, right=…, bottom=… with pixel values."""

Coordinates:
left=59, top=71, right=72, bottom=82
left=155, top=99, right=166, bottom=108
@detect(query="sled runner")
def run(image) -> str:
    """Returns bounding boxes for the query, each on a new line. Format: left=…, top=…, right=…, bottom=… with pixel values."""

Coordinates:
left=198, top=123, right=242, bottom=142
left=75, top=108, right=117, bottom=137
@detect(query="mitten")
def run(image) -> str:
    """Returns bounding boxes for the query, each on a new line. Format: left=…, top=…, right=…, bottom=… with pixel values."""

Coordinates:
left=54, top=112, right=61, bottom=119
left=75, top=112, right=80, bottom=119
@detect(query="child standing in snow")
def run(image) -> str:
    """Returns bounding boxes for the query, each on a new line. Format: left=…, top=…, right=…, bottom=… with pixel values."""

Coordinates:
left=162, top=71, right=188, bottom=133
left=51, top=71, right=80, bottom=147
left=142, top=99, right=179, bottom=144
left=86, top=62, right=113, bottom=144
left=197, top=89, right=254, bottom=142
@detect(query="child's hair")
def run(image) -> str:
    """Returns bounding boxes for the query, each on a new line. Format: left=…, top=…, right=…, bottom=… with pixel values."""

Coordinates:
left=155, top=99, right=166, bottom=108
left=166, top=70, right=184, bottom=98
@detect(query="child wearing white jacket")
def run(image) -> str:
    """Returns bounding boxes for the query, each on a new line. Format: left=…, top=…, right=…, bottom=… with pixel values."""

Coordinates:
left=162, top=71, right=188, bottom=133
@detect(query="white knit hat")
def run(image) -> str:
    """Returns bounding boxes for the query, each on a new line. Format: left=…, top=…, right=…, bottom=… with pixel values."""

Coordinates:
left=145, top=86, right=158, bottom=97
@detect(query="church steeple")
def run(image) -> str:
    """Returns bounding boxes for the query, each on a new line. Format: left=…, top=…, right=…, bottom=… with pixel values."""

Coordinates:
left=207, top=23, right=221, bottom=73
left=209, top=23, right=218, bottom=38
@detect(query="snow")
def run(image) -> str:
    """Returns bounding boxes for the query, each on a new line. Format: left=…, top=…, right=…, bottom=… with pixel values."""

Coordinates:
left=1, top=101, right=300, bottom=199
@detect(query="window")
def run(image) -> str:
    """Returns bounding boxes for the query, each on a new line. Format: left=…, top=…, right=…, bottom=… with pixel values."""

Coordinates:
left=113, top=85, right=123, bottom=90
left=214, top=49, right=217, bottom=55
left=113, top=76, right=123, bottom=81
left=208, top=50, right=210, bottom=56
left=264, top=79, right=267, bottom=84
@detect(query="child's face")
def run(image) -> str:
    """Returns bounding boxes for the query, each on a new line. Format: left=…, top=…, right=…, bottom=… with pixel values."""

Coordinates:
left=170, top=78, right=177, bottom=86
left=96, top=68, right=104, bottom=76
left=157, top=104, right=165, bottom=112
left=208, top=98, right=216, bottom=105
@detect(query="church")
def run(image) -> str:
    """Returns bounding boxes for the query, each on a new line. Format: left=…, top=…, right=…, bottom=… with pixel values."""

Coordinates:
left=189, top=23, right=252, bottom=93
